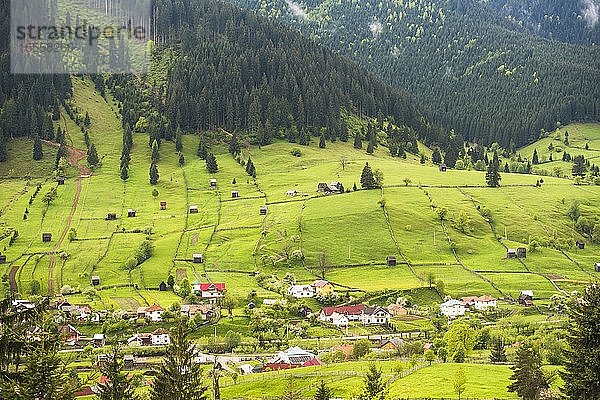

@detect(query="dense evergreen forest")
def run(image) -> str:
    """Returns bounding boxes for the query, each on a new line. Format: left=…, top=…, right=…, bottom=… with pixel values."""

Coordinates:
left=230, top=0, right=600, bottom=148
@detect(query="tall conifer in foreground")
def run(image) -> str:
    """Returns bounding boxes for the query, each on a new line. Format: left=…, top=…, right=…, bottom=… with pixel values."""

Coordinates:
left=486, top=150, right=501, bottom=187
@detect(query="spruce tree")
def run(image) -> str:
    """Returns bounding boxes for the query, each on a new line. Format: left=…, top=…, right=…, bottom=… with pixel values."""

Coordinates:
left=120, top=165, right=129, bottom=181
left=432, top=148, right=442, bottom=164
left=197, top=137, right=208, bottom=159
left=360, top=162, right=375, bottom=189
left=245, top=157, right=256, bottom=178
left=357, top=363, right=388, bottom=400
left=151, top=139, right=160, bottom=163
left=56, top=126, right=65, bottom=145
left=507, top=343, right=549, bottom=400
left=353, top=131, right=362, bottom=149
left=175, top=127, right=183, bottom=152
left=55, top=144, right=67, bottom=168
left=96, top=347, right=135, bottom=400
left=178, top=153, right=185, bottom=167
left=366, top=140, right=374, bottom=154
left=149, top=163, right=159, bottom=185
left=33, top=135, right=43, bottom=160
left=562, top=284, right=600, bottom=398
left=0, top=131, right=6, bottom=162
left=84, top=111, right=91, bottom=127
left=313, top=380, right=333, bottom=400
left=319, top=133, right=326, bottom=149
left=504, top=162, right=510, bottom=173
left=444, top=146, right=458, bottom=168
left=87, top=143, right=99, bottom=166
left=229, top=134, right=241, bottom=156
left=485, top=150, right=501, bottom=187
left=572, top=155, right=587, bottom=177
left=206, top=153, right=218, bottom=173
left=532, top=149, right=539, bottom=165
left=490, top=339, right=507, bottom=363
left=150, top=323, right=207, bottom=400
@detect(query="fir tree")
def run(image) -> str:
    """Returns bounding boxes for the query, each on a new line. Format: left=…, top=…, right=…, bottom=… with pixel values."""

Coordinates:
left=353, top=131, right=362, bottom=149
left=0, top=131, right=6, bottom=162
left=149, top=163, right=159, bottom=185
left=178, top=153, right=185, bottom=167
left=572, top=155, right=587, bottom=177
left=507, top=343, right=549, bottom=400
left=360, top=162, right=376, bottom=189
left=366, top=140, right=374, bottom=154
left=532, top=149, right=539, bottom=164
left=151, top=139, right=160, bottom=163
left=245, top=157, right=256, bottom=178
left=504, top=162, right=510, bottom=173
left=120, top=165, right=129, bottom=181
left=96, top=347, right=135, bottom=400
left=432, top=148, right=442, bottom=164
left=87, top=143, right=99, bottom=167
left=56, top=126, right=65, bottom=145
left=357, top=363, right=388, bottom=400
left=313, top=380, right=334, bottom=400
left=84, top=111, right=91, bottom=127
left=444, top=146, right=458, bottom=168
left=562, top=284, right=600, bottom=398
left=420, top=154, right=426, bottom=164
left=33, top=135, right=43, bottom=160
left=55, top=144, right=67, bottom=168
left=229, top=134, right=241, bottom=156
left=206, top=153, right=218, bottom=173
left=175, top=127, right=183, bottom=152
left=490, top=339, right=507, bottom=363
left=197, top=137, right=208, bottom=159
left=564, top=130, right=569, bottom=146
left=319, top=134, right=326, bottom=149
left=485, top=150, right=501, bottom=187
left=150, top=323, right=207, bottom=400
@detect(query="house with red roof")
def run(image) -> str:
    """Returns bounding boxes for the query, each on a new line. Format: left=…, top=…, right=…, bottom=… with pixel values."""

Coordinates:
left=460, top=295, right=497, bottom=311
left=59, top=324, right=81, bottom=344
left=264, top=346, right=321, bottom=371
left=192, top=282, right=226, bottom=303
left=137, top=304, right=165, bottom=322
left=319, top=304, right=390, bottom=326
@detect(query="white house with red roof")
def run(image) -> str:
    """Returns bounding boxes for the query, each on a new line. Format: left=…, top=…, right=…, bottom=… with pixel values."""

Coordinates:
left=460, top=295, right=497, bottom=311
left=137, top=304, right=165, bottom=322
left=319, top=304, right=390, bottom=326
left=287, top=284, right=315, bottom=298
left=192, top=282, right=226, bottom=303
left=151, top=328, right=171, bottom=346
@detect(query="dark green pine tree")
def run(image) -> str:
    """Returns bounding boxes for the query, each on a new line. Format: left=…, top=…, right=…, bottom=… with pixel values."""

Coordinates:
left=504, top=162, right=510, bottom=173
left=206, top=153, right=218, bottom=173
left=507, top=343, right=549, bottom=400
left=56, top=126, right=65, bottom=145
left=564, top=130, right=569, bottom=146
left=485, top=150, right=501, bottom=187
left=366, top=140, right=374, bottom=154
left=87, top=143, right=99, bottom=167
left=96, top=347, right=135, bottom=400
left=313, top=380, right=334, bottom=400
left=489, top=339, right=507, bottom=363
left=357, top=363, right=388, bottom=400
left=360, top=162, right=375, bottom=189
left=353, top=131, right=362, bottom=149
left=444, top=146, right=458, bottom=168
left=149, top=323, right=207, bottom=400
left=197, top=137, right=208, bottom=159
left=431, top=148, right=442, bottom=164
left=0, top=131, right=7, bottom=162
left=149, top=163, right=159, bottom=185
left=229, top=134, right=241, bottom=156
left=120, top=165, right=129, bottom=181
left=245, top=157, right=256, bottom=178
left=532, top=149, right=539, bottom=165
left=33, top=135, right=43, bottom=160
left=175, top=127, right=183, bottom=152
left=84, top=111, right=91, bottom=127
left=319, top=133, right=326, bottom=149
left=55, top=144, right=67, bottom=167
left=562, top=284, right=600, bottom=398
left=42, top=116, right=54, bottom=141
left=151, top=139, right=160, bottom=164
left=572, top=155, right=587, bottom=177
left=420, top=154, right=426, bottom=164
left=178, top=153, right=185, bottom=167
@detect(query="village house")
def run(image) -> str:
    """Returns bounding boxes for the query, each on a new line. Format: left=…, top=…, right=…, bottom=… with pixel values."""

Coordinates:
left=506, top=249, right=517, bottom=259
left=518, top=290, right=534, bottom=306
left=317, top=182, right=342, bottom=194
left=106, top=213, right=117, bottom=221
left=264, top=346, right=321, bottom=371
left=380, top=338, right=405, bottom=351
left=386, top=303, right=408, bottom=317
left=127, top=333, right=152, bottom=347
left=288, top=284, right=315, bottom=298
left=386, top=255, right=397, bottom=266
left=576, top=240, right=585, bottom=250
left=319, top=304, right=365, bottom=324
left=12, top=299, right=35, bottom=312
left=151, top=328, right=171, bottom=346
left=259, top=206, right=268, bottom=215
left=320, top=304, right=390, bottom=326
left=210, top=179, right=217, bottom=187
left=193, top=253, right=203, bottom=263
left=238, top=364, right=255, bottom=375
left=312, top=280, right=334, bottom=297
left=330, top=344, right=354, bottom=360
left=59, top=324, right=81, bottom=344
left=180, top=304, right=214, bottom=320
left=159, top=281, right=167, bottom=291
left=189, top=205, right=199, bottom=214
left=160, top=201, right=167, bottom=210
left=137, top=304, right=165, bottom=322
left=329, top=313, right=349, bottom=327
left=91, top=276, right=100, bottom=286
left=360, top=306, right=391, bottom=325
left=192, top=282, right=226, bottom=303
left=42, top=232, right=52, bottom=242
left=440, top=299, right=467, bottom=319
left=460, top=295, right=497, bottom=311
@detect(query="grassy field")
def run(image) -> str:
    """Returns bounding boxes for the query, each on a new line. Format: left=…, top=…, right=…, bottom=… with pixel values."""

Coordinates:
left=0, top=77, right=599, bottom=315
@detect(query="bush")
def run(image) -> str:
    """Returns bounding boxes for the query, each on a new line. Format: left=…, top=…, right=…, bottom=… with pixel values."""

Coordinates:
left=290, top=148, right=302, bottom=157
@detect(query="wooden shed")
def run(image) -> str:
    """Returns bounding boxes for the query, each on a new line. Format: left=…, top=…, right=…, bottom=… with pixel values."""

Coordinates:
left=386, top=255, right=397, bottom=266
left=231, top=191, right=240, bottom=198
left=259, top=206, right=268, bottom=216
left=189, top=205, right=199, bottom=214
left=106, top=213, right=117, bottom=221
left=210, top=179, right=217, bottom=187
left=160, top=201, right=167, bottom=210
left=42, top=233, right=52, bottom=242
left=91, top=276, right=100, bottom=286
left=595, top=262, right=600, bottom=272
left=439, top=164, right=447, bottom=172
left=517, top=247, right=527, bottom=258
left=576, top=240, right=585, bottom=250
left=127, top=209, right=136, bottom=218
left=506, top=249, right=517, bottom=259
left=159, top=281, right=167, bottom=291
left=193, top=254, right=203, bottom=263
left=0, top=254, right=6, bottom=264
left=123, top=355, right=135, bottom=370
left=57, top=177, right=66, bottom=185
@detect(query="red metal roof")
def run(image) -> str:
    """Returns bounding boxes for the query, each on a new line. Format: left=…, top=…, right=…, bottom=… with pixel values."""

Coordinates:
left=199, top=283, right=225, bottom=291
left=320, top=304, right=365, bottom=316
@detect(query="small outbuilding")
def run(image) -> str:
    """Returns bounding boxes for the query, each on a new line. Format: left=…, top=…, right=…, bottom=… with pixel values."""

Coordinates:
left=517, top=247, right=527, bottom=258
left=160, top=201, right=167, bottom=210
left=439, top=164, right=447, bottom=172
left=286, top=190, right=297, bottom=197
left=595, top=262, right=600, bottom=272
left=193, top=254, right=203, bottom=263
left=231, top=191, right=240, bottom=198
left=0, top=254, right=6, bottom=264
left=57, top=177, right=66, bottom=185
left=159, top=281, right=167, bottom=291
left=189, top=205, right=199, bottom=214
left=210, top=179, right=217, bottom=187
left=123, top=355, right=135, bottom=370
left=91, top=276, right=100, bottom=286
left=386, top=255, right=397, bottom=266
left=506, top=249, right=517, bottom=259
left=127, top=209, right=136, bottom=218
left=106, top=213, right=117, bottom=221
left=259, top=206, right=268, bottom=216
left=42, top=233, right=52, bottom=242
left=576, top=240, right=585, bottom=250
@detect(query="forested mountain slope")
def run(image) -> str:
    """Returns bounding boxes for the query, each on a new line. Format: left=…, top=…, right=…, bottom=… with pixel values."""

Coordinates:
left=229, top=0, right=600, bottom=148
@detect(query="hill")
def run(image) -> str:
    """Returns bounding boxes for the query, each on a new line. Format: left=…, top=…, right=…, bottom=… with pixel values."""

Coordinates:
left=228, top=0, right=600, bottom=148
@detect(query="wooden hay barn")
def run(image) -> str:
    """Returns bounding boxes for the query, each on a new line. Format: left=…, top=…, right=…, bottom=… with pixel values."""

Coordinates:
left=386, top=255, right=397, bottom=266
left=91, top=276, right=100, bottom=286
left=0, top=254, right=6, bottom=264
left=259, top=206, right=268, bottom=215
left=576, top=240, right=585, bottom=250
left=517, top=247, right=527, bottom=258
left=189, top=205, right=199, bottom=214
left=595, top=262, right=600, bottom=272
left=506, top=249, right=517, bottom=259
left=42, top=233, right=52, bottom=242
left=193, top=254, right=203, bottom=263
left=210, top=179, right=217, bottom=187
left=57, top=177, right=66, bottom=185
left=231, top=191, right=240, bottom=198
left=106, top=213, right=117, bottom=221
left=439, top=164, right=447, bottom=172
left=160, top=201, right=167, bottom=210
left=127, top=209, right=136, bottom=218
left=159, top=281, right=167, bottom=291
